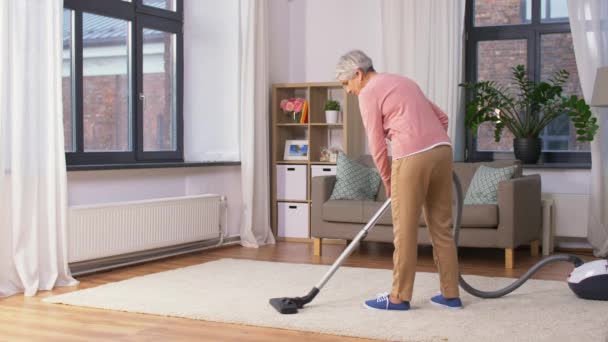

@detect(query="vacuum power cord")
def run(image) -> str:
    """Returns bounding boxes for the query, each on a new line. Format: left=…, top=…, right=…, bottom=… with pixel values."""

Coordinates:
left=451, top=172, right=584, bottom=298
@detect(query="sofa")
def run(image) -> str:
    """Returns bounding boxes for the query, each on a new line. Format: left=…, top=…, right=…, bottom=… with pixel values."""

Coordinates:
left=311, top=156, right=542, bottom=269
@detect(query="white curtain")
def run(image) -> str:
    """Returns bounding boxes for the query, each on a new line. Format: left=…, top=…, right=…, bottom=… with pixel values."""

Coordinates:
left=568, top=0, right=608, bottom=257
left=238, top=0, right=276, bottom=247
left=380, top=0, right=467, bottom=161
left=0, top=1, right=78, bottom=297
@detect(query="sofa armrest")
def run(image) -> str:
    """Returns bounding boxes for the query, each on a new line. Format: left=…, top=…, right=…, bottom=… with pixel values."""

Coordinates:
left=497, top=174, right=542, bottom=248
left=311, top=175, right=336, bottom=237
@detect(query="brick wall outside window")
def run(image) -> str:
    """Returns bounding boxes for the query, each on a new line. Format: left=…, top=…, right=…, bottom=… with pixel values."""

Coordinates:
left=473, top=0, right=587, bottom=152
left=63, top=73, right=170, bottom=152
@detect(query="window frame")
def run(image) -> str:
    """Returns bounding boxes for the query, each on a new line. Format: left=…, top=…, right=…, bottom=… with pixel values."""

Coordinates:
left=63, top=0, right=184, bottom=166
left=136, top=15, right=184, bottom=161
left=464, top=0, right=591, bottom=164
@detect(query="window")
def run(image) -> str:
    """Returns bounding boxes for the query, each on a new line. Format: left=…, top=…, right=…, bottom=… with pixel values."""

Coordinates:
left=63, top=0, right=183, bottom=166
left=464, top=0, right=589, bottom=164
left=142, top=28, right=177, bottom=151
left=82, top=13, right=131, bottom=153
left=143, top=0, right=177, bottom=11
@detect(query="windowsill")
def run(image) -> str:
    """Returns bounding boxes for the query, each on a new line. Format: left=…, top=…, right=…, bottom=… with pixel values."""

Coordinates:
left=468, top=151, right=592, bottom=169
left=67, top=161, right=241, bottom=171
left=521, top=162, right=591, bottom=170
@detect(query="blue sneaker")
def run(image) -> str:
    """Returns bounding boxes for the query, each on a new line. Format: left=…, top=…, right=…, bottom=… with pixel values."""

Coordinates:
left=364, top=292, right=410, bottom=311
left=430, top=294, right=463, bottom=309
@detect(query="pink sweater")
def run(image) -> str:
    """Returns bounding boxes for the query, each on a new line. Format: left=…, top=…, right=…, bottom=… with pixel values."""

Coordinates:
left=358, top=73, right=451, bottom=189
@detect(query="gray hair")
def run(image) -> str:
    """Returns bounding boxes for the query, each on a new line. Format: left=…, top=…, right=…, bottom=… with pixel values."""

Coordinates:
left=335, top=50, right=375, bottom=81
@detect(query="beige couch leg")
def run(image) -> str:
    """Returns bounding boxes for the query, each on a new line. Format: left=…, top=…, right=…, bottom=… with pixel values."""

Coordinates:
left=313, top=238, right=322, bottom=256
left=530, top=240, right=540, bottom=257
left=505, top=248, right=514, bottom=269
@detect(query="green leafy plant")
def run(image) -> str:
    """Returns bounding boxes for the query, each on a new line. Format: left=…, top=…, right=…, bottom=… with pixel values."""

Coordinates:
left=459, top=65, right=598, bottom=143
left=324, top=100, right=340, bottom=111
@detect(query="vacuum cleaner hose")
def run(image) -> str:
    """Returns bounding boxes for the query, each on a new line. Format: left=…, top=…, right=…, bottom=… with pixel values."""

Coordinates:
left=451, top=171, right=584, bottom=298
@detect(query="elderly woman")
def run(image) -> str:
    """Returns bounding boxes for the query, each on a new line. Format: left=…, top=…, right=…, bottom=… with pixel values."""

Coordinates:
left=335, top=50, right=462, bottom=311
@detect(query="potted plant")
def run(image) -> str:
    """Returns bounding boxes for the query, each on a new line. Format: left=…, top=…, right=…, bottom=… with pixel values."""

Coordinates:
left=324, top=100, right=341, bottom=124
left=280, top=97, right=305, bottom=123
left=460, top=65, right=599, bottom=164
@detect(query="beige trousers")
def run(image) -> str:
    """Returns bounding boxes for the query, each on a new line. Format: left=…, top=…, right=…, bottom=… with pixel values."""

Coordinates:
left=390, top=145, right=460, bottom=301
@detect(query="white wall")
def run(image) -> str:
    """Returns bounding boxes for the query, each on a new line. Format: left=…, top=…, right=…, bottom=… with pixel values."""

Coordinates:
left=68, top=167, right=242, bottom=236
left=268, top=0, right=291, bottom=84
left=303, top=0, right=383, bottom=82
left=524, top=168, right=591, bottom=240
left=268, top=0, right=593, bottom=246
left=67, top=0, right=244, bottom=237
left=269, top=0, right=383, bottom=83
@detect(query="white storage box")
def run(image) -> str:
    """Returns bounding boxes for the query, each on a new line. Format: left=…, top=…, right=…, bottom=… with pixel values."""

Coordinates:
left=277, top=202, right=309, bottom=238
left=311, top=165, right=337, bottom=178
left=276, top=165, right=307, bottom=200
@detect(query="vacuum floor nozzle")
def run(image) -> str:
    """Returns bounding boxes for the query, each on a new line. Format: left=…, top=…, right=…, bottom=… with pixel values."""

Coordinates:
left=269, top=297, right=299, bottom=314
left=269, top=287, right=320, bottom=314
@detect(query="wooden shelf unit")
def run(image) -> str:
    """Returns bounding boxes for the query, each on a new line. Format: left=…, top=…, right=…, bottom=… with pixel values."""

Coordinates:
left=270, top=82, right=366, bottom=239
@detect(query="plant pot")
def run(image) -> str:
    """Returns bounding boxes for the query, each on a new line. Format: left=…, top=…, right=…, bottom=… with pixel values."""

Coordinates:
left=513, top=138, right=542, bottom=164
left=325, top=110, right=339, bottom=123
left=289, top=112, right=302, bottom=123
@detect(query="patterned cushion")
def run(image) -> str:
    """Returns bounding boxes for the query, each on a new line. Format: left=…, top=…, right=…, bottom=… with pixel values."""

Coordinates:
left=464, top=165, right=517, bottom=205
left=330, top=152, right=382, bottom=201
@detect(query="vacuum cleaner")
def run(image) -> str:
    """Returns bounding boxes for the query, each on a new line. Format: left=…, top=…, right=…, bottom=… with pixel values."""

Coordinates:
left=270, top=171, right=608, bottom=314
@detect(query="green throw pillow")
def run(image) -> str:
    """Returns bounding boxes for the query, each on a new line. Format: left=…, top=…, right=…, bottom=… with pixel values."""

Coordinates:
left=464, top=165, right=517, bottom=205
left=330, top=152, right=382, bottom=201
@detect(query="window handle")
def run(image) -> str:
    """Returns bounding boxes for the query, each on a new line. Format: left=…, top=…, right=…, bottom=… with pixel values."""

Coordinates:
left=139, top=92, right=146, bottom=109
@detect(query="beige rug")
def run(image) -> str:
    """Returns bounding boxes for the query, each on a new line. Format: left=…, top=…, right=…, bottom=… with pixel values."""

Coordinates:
left=44, top=258, right=608, bottom=342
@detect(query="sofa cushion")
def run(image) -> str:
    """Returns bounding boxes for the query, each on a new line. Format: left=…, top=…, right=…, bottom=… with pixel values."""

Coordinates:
left=363, top=201, right=393, bottom=225
left=464, top=165, right=517, bottom=205
left=457, top=204, right=499, bottom=227
left=456, top=160, right=523, bottom=195
left=329, top=152, right=382, bottom=201
left=353, top=155, right=390, bottom=202
left=322, top=200, right=365, bottom=223
left=321, top=201, right=498, bottom=228
left=355, top=156, right=522, bottom=202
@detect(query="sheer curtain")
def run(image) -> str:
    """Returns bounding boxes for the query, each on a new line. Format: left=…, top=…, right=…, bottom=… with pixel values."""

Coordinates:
left=238, top=0, right=276, bottom=247
left=380, top=0, right=467, bottom=160
left=0, top=0, right=78, bottom=297
left=568, top=0, right=608, bottom=257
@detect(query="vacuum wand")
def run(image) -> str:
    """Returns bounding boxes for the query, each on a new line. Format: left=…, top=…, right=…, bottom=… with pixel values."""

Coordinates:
left=315, top=199, right=392, bottom=290
left=269, top=199, right=392, bottom=314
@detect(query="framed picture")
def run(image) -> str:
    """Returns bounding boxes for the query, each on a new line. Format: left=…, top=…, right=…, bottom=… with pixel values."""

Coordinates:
left=284, top=140, right=309, bottom=161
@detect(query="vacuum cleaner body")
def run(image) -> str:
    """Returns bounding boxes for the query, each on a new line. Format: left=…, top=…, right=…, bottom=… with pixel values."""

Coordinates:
left=568, top=259, right=608, bottom=301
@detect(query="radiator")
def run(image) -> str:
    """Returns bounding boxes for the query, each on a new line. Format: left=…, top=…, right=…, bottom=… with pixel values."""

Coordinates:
left=67, top=194, right=226, bottom=263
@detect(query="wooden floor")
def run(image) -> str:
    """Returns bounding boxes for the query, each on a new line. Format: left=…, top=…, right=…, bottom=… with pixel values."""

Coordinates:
left=0, top=241, right=597, bottom=342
